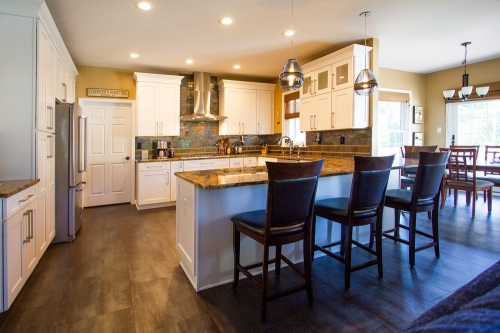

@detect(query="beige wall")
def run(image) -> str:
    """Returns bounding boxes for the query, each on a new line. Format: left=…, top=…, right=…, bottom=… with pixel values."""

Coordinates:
left=424, top=58, right=500, bottom=147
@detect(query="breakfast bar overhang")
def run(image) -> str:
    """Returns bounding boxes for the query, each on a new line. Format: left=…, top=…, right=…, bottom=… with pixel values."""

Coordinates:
left=175, top=157, right=408, bottom=291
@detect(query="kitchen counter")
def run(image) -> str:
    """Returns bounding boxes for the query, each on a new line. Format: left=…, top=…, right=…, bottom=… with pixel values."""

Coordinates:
left=0, top=179, right=40, bottom=198
left=174, top=156, right=415, bottom=190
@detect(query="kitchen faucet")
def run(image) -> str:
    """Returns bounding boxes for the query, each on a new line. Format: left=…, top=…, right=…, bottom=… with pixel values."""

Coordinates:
left=278, top=136, right=293, bottom=155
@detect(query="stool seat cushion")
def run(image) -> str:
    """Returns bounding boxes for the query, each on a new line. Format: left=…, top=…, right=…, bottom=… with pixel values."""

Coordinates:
left=315, top=197, right=378, bottom=221
left=385, top=189, right=434, bottom=207
left=446, top=179, right=495, bottom=188
left=232, top=210, right=305, bottom=237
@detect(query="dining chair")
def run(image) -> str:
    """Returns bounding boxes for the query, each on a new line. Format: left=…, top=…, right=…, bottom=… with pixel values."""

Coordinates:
left=441, top=148, right=493, bottom=217
left=383, top=151, right=449, bottom=267
left=400, top=145, right=437, bottom=191
left=231, top=159, right=324, bottom=322
left=476, top=145, right=500, bottom=187
left=312, top=155, right=394, bottom=290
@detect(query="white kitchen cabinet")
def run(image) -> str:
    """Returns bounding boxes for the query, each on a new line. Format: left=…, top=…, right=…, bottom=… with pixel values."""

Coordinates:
left=136, top=162, right=171, bottom=207
left=258, top=157, right=277, bottom=166
left=36, top=132, right=55, bottom=256
left=134, top=73, right=183, bottom=136
left=300, top=93, right=332, bottom=131
left=37, top=21, right=55, bottom=133
left=171, top=161, right=183, bottom=202
left=3, top=184, right=39, bottom=310
left=218, top=80, right=275, bottom=135
left=243, top=157, right=258, bottom=167
left=183, top=158, right=230, bottom=171
left=229, top=157, right=243, bottom=168
left=299, top=44, right=370, bottom=131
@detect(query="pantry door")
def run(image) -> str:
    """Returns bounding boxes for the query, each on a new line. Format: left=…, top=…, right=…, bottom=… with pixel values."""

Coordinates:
left=79, top=99, right=135, bottom=207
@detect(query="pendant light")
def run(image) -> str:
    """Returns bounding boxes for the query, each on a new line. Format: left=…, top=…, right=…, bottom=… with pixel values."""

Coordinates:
left=354, top=11, right=378, bottom=96
left=279, top=0, right=304, bottom=91
left=442, top=42, right=489, bottom=101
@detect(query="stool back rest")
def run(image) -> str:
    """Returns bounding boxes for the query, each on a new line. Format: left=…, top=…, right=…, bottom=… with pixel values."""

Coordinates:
left=402, top=145, right=437, bottom=159
left=265, top=159, right=324, bottom=228
left=350, top=155, right=394, bottom=214
left=413, top=151, right=450, bottom=200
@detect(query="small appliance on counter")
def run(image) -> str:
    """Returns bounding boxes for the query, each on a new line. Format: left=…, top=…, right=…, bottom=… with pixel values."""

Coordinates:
left=153, top=140, right=168, bottom=159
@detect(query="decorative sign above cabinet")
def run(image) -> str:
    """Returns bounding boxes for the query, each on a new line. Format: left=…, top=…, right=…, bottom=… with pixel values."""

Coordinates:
left=87, top=88, right=129, bottom=98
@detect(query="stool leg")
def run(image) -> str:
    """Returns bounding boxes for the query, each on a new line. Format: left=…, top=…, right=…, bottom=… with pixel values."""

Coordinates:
left=340, top=225, right=347, bottom=256
left=394, top=209, right=401, bottom=239
left=432, top=202, right=440, bottom=258
left=369, top=223, right=374, bottom=249
left=275, top=245, right=282, bottom=276
left=376, top=219, right=383, bottom=278
left=408, top=212, right=417, bottom=267
left=304, top=228, right=313, bottom=304
left=344, top=225, right=353, bottom=290
left=261, top=245, right=270, bottom=322
left=233, top=228, right=240, bottom=288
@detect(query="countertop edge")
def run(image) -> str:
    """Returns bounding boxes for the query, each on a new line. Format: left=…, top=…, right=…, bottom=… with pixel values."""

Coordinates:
left=0, top=179, right=40, bottom=198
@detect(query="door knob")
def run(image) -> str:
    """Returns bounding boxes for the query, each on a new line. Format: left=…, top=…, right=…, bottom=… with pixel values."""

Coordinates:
left=125, top=156, right=130, bottom=160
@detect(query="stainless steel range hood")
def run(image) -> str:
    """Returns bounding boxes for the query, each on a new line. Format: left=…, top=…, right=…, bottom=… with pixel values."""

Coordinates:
left=180, top=72, right=227, bottom=121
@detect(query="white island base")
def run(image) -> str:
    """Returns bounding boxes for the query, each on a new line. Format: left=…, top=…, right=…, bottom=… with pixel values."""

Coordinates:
left=176, top=169, right=400, bottom=291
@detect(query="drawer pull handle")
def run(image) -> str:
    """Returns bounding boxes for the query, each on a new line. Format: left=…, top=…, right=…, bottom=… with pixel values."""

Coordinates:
left=19, top=194, right=34, bottom=203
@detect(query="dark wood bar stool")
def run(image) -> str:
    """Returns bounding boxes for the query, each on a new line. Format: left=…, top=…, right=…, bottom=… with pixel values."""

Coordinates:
left=383, top=151, right=449, bottom=267
left=231, top=159, right=324, bottom=322
left=313, top=155, right=394, bottom=290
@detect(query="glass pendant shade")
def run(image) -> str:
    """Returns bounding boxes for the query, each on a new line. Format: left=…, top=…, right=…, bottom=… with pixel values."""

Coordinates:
left=279, top=58, right=304, bottom=91
left=354, top=69, right=378, bottom=96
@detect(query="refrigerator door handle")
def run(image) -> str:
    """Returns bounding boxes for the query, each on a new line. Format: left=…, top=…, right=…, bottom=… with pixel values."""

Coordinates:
left=75, top=181, right=87, bottom=193
left=78, top=116, right=87, bottom=173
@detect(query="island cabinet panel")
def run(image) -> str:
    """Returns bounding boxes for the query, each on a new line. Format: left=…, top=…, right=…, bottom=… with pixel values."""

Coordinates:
left=170, top=161, right=183, bottom=202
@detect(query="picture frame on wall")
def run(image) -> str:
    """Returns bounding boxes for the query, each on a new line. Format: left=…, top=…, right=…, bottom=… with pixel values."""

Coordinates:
left=413, top=106, right=423, bottom=124
left=413, top=132, right=423, bottom=146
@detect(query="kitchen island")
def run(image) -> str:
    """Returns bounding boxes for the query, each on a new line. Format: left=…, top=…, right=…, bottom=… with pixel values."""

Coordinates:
left=175, top=156, right=410, bottom=291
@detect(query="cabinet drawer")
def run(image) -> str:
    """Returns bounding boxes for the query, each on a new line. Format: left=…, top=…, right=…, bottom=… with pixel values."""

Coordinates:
left=243, top=157, right=257, bottom=167
left=183, top=158, right=229, bottom=171
left=4, top=184, right=38, bottom=221
left=138, top=162, right=170, bottom=172
left=230, top=158, right=243, bottom=168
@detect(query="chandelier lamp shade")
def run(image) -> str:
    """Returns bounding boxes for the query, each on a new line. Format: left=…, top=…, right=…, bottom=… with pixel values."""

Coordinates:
left=354, top=11, right=378, bottom=96
left=442, top=42, right=489, bottom=101
left=278, top=0, right=304, bottom=91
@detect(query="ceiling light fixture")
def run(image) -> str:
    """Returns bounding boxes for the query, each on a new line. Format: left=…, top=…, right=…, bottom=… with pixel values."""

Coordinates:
left=442, top=42, right=489, bottom=101
left=218, top=17, right=234, bottom=25
left=134, top=1, right=153, bottom=11
left=129, top=53, right=139, bottom=58
left=278, top=0, right=303, bottom=91
left=353, top=11, right=378, bottom=96
left=185, top=59, right=193, bottom=64
left=233, top=65, right=241, bottom=69
left=282, top=30, right=295, bottom=37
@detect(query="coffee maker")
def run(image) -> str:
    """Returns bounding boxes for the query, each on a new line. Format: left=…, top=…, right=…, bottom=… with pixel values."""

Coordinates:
left=153, top=140, right=168, bottom=159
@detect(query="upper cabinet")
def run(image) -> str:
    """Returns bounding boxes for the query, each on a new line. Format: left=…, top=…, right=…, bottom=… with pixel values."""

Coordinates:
left=134, top=73, right=184, bottom=137
left=218, top=80, right=275, bottom=135
left=300, top=44, right=370, bottom=131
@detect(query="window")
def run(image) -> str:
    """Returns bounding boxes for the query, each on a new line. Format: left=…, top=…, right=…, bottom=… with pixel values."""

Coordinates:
left=282, top=91, right=306, bottom=146
left=377, top=90, right=411, bottom=156
left=446, top=99, right=500, bottom=146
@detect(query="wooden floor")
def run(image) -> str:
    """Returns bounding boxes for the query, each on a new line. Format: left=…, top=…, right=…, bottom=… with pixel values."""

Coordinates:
left=0, top=192, right=499, bottom=332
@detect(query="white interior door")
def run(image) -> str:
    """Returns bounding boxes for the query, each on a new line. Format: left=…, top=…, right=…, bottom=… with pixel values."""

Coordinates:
left=80, top=99, right=133, bottom=207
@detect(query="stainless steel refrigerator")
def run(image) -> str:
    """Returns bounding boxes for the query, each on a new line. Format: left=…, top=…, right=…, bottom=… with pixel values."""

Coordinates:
left=53, top=99, right=87, bottom=243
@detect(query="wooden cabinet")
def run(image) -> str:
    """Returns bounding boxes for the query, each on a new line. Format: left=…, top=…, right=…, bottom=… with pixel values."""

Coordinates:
left=3, top=184, right=39, bottom=310
left=299, top=44, right=370, bottom=131
left=171, top=161, right=183, bottom=202
left=218, top=80, right=275, bottom=135
left=136, top=162, right=171, bottom=207
left=134, top=73, right=183, bottom=136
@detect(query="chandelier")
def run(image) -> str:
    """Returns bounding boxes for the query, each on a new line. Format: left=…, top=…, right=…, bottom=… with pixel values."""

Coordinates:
left=443, top=42, right=489, bottom=101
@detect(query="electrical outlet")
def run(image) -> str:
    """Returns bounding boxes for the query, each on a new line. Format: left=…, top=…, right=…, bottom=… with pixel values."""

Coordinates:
left=437, top=127, right=442, bottom=133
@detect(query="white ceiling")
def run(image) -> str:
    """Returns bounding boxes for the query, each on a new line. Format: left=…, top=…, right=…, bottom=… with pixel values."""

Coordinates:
left=44, top=0, right=500, bottom=80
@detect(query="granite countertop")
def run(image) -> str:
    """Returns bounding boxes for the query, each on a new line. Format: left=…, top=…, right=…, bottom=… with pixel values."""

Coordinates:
left=174, top=156, right=416, bottom=190
left=0, top=179, right=40, bottom=198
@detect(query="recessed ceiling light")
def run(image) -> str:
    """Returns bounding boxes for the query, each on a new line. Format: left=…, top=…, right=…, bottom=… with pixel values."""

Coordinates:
left=233, top=65, right=241, bottom=69
left=185, top=59, right=193, bottom=64
left=129, top=53, right=139, bottom=58
left=282, top=30, right=295, bottom=37
left=218, top=17, right=234, bottom=25
left=134, top=1, right=153, bottom=11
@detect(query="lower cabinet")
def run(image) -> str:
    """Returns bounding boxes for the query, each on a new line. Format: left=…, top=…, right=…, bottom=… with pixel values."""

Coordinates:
left=3, top=184, right=39, bottom=310
left=136, top=162, right=171, bottom=208
left=171, top=161, right=183, bottom=202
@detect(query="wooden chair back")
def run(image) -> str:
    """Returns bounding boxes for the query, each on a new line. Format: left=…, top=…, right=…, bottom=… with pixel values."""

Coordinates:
left=447, top=148, right=477, bottom=184
left=484, top=145, right=500, bottom=175
left=401, top=145, right=437, bottom=159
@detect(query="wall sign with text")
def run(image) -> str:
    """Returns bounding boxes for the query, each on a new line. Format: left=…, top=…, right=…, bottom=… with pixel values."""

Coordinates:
left=87, top=88, right=129, bottom=98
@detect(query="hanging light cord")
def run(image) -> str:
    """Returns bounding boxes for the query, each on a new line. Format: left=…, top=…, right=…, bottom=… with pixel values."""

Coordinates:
left=290, top=0, right=294, bottom=59
left=462, top=43, right=468, bottom=75
left=363, top=12, right=367, bottom=69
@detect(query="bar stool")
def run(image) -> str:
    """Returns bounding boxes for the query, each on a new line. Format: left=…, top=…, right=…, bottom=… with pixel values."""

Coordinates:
left=231, top=159, right=324, bottom=322
left=313, top=155, right=394, bottom=290
left=383, top=151, right=449, bottom=266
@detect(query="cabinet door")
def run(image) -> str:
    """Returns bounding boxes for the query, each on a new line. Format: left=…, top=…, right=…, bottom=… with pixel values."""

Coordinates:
left=314, top=65, right=332, bottom=95
left=159, top=83, right=180, bottom=136
left=138, top=170, right=170, bottom=205
left=229, top=158, right=243, bottom=168
left=332, top=89, right=353, bottom=129
left=332, top=58, right=353, bottom=91
left=170, top=161, right=183, bottom=202
left=137, top=82, right=160, bottom=136
left=55, top=53, right=64, bottom=102
left=37, top=23, right=55, bottom=133
left=242, top=90, right=256, bottom=134
left=315, top=93, right=332, bottom=131
left=300, top=98, right=314, bottom=131
left=256, top=90, right=272, bottom=134
left=219, top=88, right=242, bottom=135
left=302, top=72, right=313, bottom=97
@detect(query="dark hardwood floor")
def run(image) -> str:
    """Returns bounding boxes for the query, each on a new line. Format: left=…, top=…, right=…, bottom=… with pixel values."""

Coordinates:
left=0, top=191, right=499, bottom=332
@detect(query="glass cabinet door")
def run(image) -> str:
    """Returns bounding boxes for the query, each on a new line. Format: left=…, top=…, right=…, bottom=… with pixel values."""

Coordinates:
left=315, top=65, right=331, bottom=95
left=302, top=73, right=313, bottom=96
left=332, top=58, right=352, bottom=90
